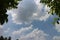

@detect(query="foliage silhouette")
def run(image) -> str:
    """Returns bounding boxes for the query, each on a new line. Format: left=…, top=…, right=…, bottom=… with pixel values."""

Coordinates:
left=0, top=0, right=21, bottom=25
left=4, top=37, right=7, bottom=40
left=0, top=36, right=19, bottom=40
left=8, top=37, right=11, bottom=40
left=0, top=36, right=4, bottom=40
left=40, top=0, right=60, bottom=24
left=16, top=39, right=19, bottom=40
left=0, top=36, right=11, bottom=40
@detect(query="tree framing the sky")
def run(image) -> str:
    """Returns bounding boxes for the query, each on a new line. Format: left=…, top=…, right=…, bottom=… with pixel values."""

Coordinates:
left=0, top=0, right=21, bottom=25
left=40, top=0, right=60, bottom=24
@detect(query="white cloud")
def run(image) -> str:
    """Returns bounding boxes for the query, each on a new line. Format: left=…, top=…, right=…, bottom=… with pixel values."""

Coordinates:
left=39, top=13, right=50, bottom=21
left=11, top=25, right=48, bottom=40
left=12, top=25, right=33, bottom=36
left=11, top=0, right=37, bottom=24
left=55, top=23, right=60, bottom=32
left=19, top=28, right=48, bottom=40
left=53, top=36, right=60, bottom=40
left=10, top=0, right=50, bottom=24
left=0, top=25, right=3, bottom=36
left=4, top=28, right=10, bottom=33
left=0, top=25, right=3, bottom=28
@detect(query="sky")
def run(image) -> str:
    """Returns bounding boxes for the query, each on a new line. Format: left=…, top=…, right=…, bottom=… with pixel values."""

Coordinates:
left=0, top=0, right=60, bottom=40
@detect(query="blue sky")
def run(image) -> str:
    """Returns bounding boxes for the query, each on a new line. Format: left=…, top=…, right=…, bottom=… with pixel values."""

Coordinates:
left=0, top=0, right=60, bottom=40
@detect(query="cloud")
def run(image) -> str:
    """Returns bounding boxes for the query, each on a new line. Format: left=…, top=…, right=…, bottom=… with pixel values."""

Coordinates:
left=53, top=36, right=60, bottom=40
left=55, top=23, right=60, bottom=32
left=0, top=25, right=3, bottom=36
left=12, top=25, right=33, bottom=40
left=10, top=0, right=50, bottom=24
left=12, top=25, right=33, bottom=36
left=4, top=28, right=10, bottom=33
left=0, top=25, right=3, bottom=28
left=19, top=28, right=48, bottom=40
left=11, top=25, right=48, bottom=40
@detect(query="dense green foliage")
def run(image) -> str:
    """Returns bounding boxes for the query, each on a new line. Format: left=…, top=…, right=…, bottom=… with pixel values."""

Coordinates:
left=0, top=0, right=21, bottom=25
left=40, top=0, right=60, bottom=24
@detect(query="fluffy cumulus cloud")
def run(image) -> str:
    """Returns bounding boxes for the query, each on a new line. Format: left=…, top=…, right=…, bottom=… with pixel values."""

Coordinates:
left=12, top=25, right=33, bottom=40
left=12, top=25, right=48, bottom=40
left=12, top=25, right=33, bottom=36
left=19, top=28, right=48, bottom=40
left=53, top=36, right=60, bottom=40
left=10, top=0, right=50, bottom=24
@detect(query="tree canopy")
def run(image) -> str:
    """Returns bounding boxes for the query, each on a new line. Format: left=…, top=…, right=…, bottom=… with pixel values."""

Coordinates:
left=0, top=36, right=11, bottom=40
left=40, top=0, right=60, bottom=24
left=0, top=0, right=21, bottom=25
left=0, top=36, right=19, bottom=40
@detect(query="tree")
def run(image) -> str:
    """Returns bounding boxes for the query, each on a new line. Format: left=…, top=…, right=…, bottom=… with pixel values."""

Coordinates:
left=0, top=36, right=11, bottom=40
left=8, top=36, right=11, bottom=40
left=0, top=36, right=4, bottom=40
left=40, top=0, right=60, bottom=24
left=4, top=37, right=7, bottom=40
left=0, top=0, right=21, bottom=25
left=0, top=36, right=19, bottom=40
left=16, top=39, right=19, bottom=40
